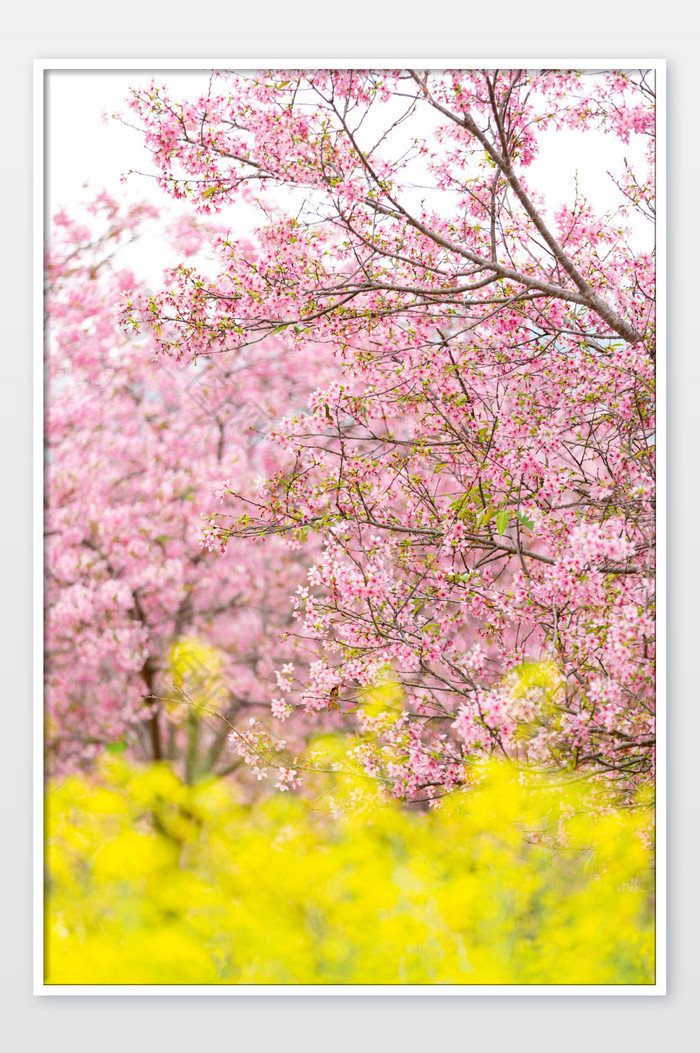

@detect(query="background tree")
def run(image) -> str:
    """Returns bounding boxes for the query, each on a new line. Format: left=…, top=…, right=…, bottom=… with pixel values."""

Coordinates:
left=45, top=193, right=340, bottom=781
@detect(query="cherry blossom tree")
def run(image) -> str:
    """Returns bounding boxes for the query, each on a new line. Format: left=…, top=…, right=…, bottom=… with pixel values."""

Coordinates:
left=45, top=192, right=341, bottom=781
left=118, top=68, right=655, bottom=801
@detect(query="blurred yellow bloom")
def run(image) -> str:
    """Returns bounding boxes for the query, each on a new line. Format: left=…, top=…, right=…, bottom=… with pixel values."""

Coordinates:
left=45, top=756, right=655, bottom=986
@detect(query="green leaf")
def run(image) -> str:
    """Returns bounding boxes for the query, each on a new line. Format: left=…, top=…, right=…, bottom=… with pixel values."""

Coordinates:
left=495, top=509, right=509, bottom=536
left=516, top=510, right=535, bottom=530
left=106, top=740, right=128, bottom=756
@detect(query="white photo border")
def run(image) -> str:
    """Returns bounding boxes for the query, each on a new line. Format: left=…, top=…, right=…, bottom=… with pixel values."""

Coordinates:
left=34, top=57, right=667, bottom=997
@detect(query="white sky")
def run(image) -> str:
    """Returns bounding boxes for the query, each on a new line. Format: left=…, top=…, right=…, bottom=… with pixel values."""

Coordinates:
left=47, top=70, right=213, bottom=212
left=46, top=68, right=653, bottom=284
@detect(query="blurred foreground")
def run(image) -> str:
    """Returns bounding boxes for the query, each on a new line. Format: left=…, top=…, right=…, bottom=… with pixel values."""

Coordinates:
left=45, top=757, right=654, bottom=985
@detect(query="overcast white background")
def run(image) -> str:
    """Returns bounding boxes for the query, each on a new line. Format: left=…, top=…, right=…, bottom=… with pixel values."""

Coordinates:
left=1, top=5, right=697, bottom=1052
left=47, top=67, right=652, bottom=262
